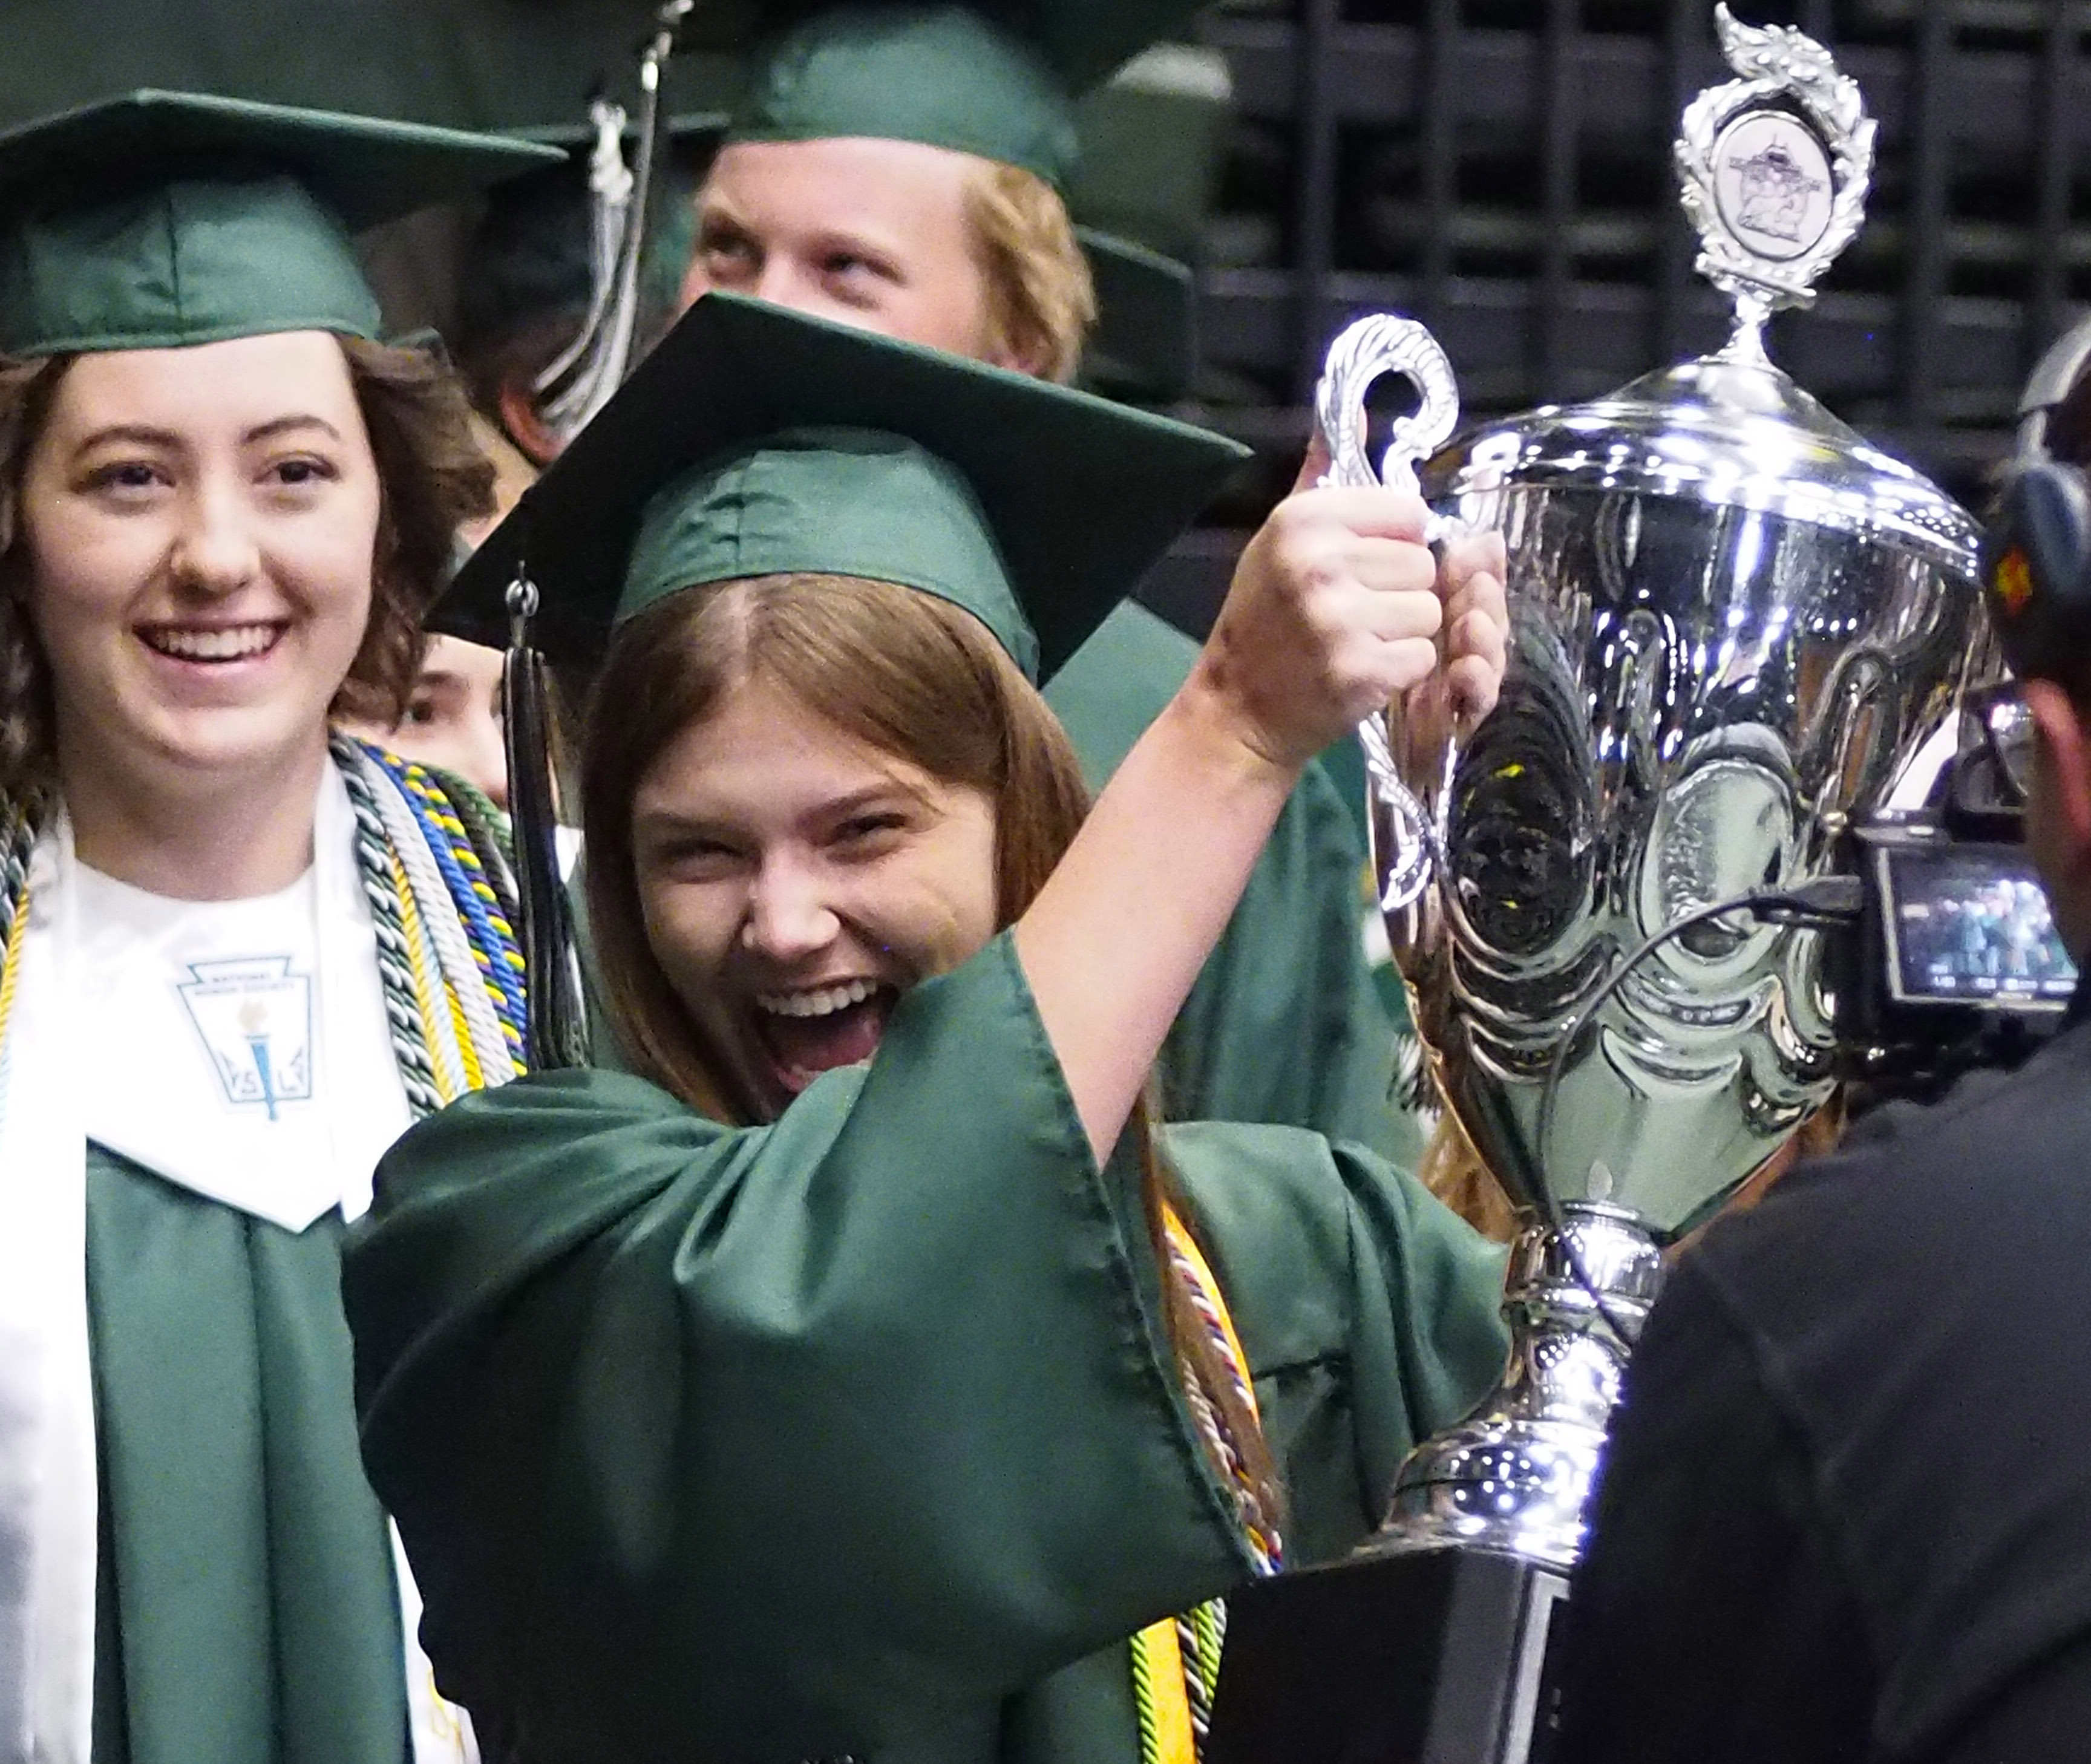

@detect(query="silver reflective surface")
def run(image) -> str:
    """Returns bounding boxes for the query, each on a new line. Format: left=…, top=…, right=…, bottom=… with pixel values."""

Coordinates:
left=1315, top=314, right=1465, bottom=913
left=1389, top=356, right=1980, bottom=1236
left=1373, top=1204, right=1664, bottom=1572
left=1453, top=355, right=1975, bottom=573
left=1353, top=4, right=1985, bottom=1587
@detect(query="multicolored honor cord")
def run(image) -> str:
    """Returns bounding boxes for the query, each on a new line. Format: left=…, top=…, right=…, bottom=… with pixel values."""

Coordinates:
left=1131, top=1203, right=1284, bottom=1764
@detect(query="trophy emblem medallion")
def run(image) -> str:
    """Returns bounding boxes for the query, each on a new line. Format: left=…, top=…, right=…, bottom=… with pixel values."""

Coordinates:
left=1677, top=5, right=1874, bottom=340
left=1715, top=114, right=1831, bottom=261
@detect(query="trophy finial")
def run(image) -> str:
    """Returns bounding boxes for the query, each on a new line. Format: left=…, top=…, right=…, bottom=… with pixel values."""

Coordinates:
left=1675, top=3, right=1875, bottom=364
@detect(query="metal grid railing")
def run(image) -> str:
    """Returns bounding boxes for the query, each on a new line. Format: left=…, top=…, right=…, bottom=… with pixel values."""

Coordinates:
left=1186, top=0, right=2091, bottom=513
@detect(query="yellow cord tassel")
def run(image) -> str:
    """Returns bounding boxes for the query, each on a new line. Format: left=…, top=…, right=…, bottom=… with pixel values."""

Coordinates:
left=1131, top=1620, right=1198, bottom=1764
left=1129, top=1204, right=1270, bottom=1764
left=390, top=851, right=459, bottom=1105
left=0, top=870, right=29, bottom=1057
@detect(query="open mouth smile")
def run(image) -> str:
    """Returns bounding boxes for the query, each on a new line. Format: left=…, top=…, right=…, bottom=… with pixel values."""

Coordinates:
left=748, top=978, right=898, bottom=1096
left=136, top=621, right=287, bottom=664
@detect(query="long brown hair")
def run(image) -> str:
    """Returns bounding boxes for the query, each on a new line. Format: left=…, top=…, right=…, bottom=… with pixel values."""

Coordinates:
left=584, top=571, right=1283, bottom=1527
left=0, top=333, right=495, bottom=799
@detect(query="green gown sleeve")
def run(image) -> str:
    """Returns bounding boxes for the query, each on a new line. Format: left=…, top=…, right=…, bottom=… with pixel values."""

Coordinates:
left=1163, top=1121, right=1510, bottom=1564
left=344, top=932, right=1255, bottom=1764
left=1043, top=601, right=1419, bottom=1166
left=1000, top=1122, right=1510, bottom=1764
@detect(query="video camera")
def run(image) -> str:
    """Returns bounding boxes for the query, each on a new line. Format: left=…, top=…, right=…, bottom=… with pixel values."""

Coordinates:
left=1836, top=690, right=2077, bottom=1108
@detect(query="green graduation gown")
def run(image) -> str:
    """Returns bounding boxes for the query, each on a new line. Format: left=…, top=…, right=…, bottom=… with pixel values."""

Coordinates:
left=1044, top=602, right=1419, bottom=1166
left=86, top=1149, right=412, bottom=1764
left=345, top=932, right=1508, bottom=1764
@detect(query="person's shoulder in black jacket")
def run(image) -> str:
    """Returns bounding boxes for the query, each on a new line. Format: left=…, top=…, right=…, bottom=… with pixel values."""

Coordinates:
left=1548, top=1005, right=2091, bottom=1764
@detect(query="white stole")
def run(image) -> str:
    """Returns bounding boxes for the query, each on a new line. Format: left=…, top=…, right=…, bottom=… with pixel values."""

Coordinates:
left=0, top=826, right=93, bottom=1764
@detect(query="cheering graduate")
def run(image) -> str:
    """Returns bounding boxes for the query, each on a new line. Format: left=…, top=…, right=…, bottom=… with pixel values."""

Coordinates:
left=345, top=293, right=1510, bottom=1764
left=667, top=0, right=1509, bottom=1158
left=0, top=93, right=558, bottom=1764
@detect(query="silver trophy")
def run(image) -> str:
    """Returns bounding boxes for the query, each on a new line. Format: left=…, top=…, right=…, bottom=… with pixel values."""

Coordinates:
left=1209, top=13, right=1981, bottom=1762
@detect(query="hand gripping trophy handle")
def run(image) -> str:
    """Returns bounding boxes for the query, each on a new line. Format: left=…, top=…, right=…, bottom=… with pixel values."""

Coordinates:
left=1209, top=312, right=1675, bottom=1764
left=1311, top=315, right=1462, bottom=915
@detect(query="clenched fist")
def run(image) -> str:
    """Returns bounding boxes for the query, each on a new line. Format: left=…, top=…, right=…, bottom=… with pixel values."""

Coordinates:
left=1191, top=439, right=1510, bottom=774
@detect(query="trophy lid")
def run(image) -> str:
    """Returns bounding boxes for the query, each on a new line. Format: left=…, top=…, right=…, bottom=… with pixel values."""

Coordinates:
left=1439, top=351, right=1980, bottom=577
left=1430, top=5, right=1979, bottom=580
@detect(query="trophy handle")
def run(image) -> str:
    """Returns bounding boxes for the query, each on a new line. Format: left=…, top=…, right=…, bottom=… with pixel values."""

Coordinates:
left=1312, top=315, right=1461, bottom=913
left=1355, top=714, right=1444, bottom=916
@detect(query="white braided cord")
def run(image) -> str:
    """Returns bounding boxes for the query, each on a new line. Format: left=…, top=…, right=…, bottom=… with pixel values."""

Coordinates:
left=332, top=748, right=449, bottom=1117
left=331, top=740, right=522, bottom=1116
left=368, top=754, right=520, bottom=1095
left=344, top=745, right=471, bottom=1097
left=345, top=746, right=481, bottom=1097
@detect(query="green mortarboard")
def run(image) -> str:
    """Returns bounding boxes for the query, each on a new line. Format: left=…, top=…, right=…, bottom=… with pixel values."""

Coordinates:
left=435, top=291, right=1247, bottom=679
left=1070, top=47, right=1231, bottom=391
left=736, top=6, right=1074, bottom=183
left=731, top=1, right=1213, bottom=180
left=1078, top=227, right=1195, bottom=400
left=0, top=90, right=561, bottom=356
left=1070, top=42, right=1232, bottom=266
left=724, top=2, right=1219, bottom=395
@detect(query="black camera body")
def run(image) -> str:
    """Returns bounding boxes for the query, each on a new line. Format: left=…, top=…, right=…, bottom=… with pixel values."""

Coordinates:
left=1834, top=776, right=2075, bottom=1106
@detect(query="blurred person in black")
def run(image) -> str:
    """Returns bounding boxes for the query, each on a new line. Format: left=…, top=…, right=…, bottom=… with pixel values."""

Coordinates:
left=1544, top=322, right=2091, bottom=1764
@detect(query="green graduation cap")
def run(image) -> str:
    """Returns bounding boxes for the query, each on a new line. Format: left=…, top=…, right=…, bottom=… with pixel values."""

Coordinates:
left=722, top=2, right=1220, bottom=396
left=434, top=290, right=1248, bottom=681
left=731, top=1, right=1211, bottom=178
left=0, top=90, right=562, bottom=356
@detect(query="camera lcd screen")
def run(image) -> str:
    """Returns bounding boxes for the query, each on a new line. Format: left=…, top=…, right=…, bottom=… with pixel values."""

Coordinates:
left=1882, top=844, right=2077, bottom=1008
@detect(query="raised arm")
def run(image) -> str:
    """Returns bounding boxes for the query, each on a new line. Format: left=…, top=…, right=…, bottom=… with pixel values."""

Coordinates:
left=1016, top=451, right=1506, bottom=1161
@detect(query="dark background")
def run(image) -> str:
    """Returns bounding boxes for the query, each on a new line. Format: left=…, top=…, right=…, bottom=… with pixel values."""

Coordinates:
left=1186, top=0, right=2078, bottom=505
left=1144, top=0, right=2083, bottom=624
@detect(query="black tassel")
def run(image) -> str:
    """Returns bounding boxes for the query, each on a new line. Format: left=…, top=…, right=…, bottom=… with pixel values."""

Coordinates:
left=504, top=572, right=588, bottom=1070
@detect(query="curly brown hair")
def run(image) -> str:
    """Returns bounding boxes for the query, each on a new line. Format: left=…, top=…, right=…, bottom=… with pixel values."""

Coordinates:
left=0, top=333, right=495, bottom=799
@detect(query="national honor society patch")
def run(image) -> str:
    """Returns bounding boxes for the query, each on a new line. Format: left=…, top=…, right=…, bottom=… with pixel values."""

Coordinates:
left=177, top=957, right=314, bottom=1120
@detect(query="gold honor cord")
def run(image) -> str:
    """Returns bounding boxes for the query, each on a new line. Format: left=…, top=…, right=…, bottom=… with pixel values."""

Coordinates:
left=1132, top=1205, right=1280, bottom=1764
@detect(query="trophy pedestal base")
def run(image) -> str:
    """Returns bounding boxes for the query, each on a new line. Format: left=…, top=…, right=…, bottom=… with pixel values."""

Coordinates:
left=1206, top=1546, right=1571, bottom=1764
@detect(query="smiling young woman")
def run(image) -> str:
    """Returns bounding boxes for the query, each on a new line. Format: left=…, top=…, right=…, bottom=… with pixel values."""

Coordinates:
left=342, top=293, right=1513, bottom=1764
left=0, top=331, right=488, bottom=887
left=587, top=572, right=1076, bottom=1120
left=0, top=95, right=560, bottom=1764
